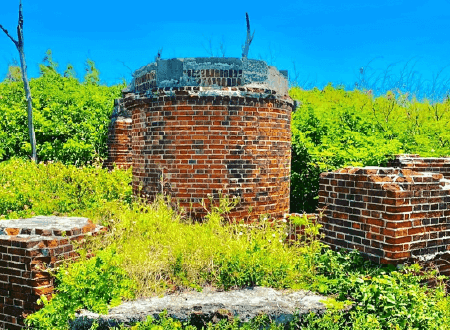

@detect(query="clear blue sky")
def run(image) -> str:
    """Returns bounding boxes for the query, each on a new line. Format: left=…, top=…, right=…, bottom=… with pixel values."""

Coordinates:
left=1, top=0, right=450, bottom=93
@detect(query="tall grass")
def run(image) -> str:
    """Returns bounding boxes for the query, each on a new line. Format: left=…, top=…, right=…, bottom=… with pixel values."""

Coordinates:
left=85, top=196, right=326, bottom=297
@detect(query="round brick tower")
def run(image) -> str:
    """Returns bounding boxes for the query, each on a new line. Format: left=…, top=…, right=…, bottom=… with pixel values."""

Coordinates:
left=113, top=57, right=294, bottom=220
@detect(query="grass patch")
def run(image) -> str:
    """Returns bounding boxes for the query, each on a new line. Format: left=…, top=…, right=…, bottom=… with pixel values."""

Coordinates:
left=83, top=196, right=327, bottom=297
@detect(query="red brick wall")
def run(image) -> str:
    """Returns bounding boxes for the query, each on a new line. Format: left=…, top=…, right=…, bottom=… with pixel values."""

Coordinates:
left=104, top=118, right=133, bottom=170
left=318, top=166, right=450, bottom=274
left=0, top=220, right=98, bottom=329
left=104, top=98, right=133, bottom=170
left=128, top=87, right=293, bottom=221
left=388, top=154, right=450, bottom=179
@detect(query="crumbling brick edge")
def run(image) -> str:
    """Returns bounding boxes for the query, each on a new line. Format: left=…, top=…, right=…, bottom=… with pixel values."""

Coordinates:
left=0, top=216, right=102, bottom=329
left=317, top=155, right=450, bottom=278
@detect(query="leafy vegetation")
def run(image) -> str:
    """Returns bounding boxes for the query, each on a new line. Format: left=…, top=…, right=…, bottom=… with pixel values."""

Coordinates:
left=0, top=55, right=123, bottom=164
left=25, top=249, right=136, bottom=329
left=2, top=54, right=450, bottom=214
left=0, top=158, right=441, bottom=330
left=290, top=85, right=450, bottom=212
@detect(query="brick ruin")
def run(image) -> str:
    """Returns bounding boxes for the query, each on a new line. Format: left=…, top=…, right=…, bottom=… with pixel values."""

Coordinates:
left=0, top=216, right=99, bottom=329
left=318, top=155, right=450, bottom=275
left=102, top=57, right=450, bottom=277
left=387, top=154, right=450, bottom=178
left=105, top=57, right=294, bottom=220
left=104, top=99, right=132, bottom=170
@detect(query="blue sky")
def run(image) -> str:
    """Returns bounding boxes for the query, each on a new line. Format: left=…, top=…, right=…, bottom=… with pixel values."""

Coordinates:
left=1, top=0, right=450, bottom=93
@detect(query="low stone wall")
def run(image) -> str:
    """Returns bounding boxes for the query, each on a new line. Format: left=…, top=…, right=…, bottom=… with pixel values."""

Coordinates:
left=0, top=216, right=100, bottom=329
left=318, top=165, right=450, bottom=275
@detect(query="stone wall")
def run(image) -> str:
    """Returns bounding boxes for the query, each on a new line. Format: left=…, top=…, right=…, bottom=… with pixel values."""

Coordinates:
left=318, top=164, right=450, bottom=275
left=71, top=287, right=327, bottom=329
left=0, top=216, right=99, bottom=329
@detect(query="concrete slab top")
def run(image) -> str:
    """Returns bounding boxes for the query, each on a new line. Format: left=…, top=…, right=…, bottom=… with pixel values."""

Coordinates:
left=125, top=57, right=290, bottom=97
left=73, top=287, right=328, bottom=328
left=0, top=216, right=92, bottom=236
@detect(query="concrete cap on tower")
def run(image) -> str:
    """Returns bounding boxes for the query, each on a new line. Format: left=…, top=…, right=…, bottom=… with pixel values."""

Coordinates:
left=124, top=57, right=289, bottom=97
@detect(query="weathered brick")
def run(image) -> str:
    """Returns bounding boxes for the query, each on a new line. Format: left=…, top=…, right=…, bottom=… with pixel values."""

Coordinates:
left=0, top=218, right=101, bottom=328
left=318, top=158, right=450, bottom=276
left=127, top=89, right=293, bottom=221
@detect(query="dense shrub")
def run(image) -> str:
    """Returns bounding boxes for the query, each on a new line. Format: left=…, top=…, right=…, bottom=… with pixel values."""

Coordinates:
left=0, top=63, right=123, bottom=164
left=290, top=85, right=450, bottom=212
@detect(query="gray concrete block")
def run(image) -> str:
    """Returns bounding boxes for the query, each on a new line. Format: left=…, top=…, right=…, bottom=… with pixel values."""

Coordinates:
left=124, top=57, right=290, bottom=97
left=71, top=287, right=328, bottom=329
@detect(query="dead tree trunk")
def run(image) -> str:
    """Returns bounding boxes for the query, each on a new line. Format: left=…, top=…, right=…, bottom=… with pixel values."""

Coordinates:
left=0, top=1, right=37, bottom=162
left=241, top=12, right=255, bottom=59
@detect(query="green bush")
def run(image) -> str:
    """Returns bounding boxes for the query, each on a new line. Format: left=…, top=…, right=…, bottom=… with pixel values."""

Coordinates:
left=296, top=265, right=450, bottom=330
left=0, top=61, right=123, bottom=164
left=24, top=249, right=136, bottom=330
left=212, top=241, right=292, bottom=290
left=290, top=85, right=450, bottom=213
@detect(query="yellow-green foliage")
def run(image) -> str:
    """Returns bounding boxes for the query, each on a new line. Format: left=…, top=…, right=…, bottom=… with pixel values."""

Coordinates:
left=88, top=199, right=323, bottom=297
left=0, top=158, right=327, bottom=297
left=0, top=158, right=132, bottom=219
left=290, top=85, right=450, bottom=212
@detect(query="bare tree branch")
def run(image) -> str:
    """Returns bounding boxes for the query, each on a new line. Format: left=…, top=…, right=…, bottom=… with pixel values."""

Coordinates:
left=0, top=24, right=18, bottom=46
left=219, top=35, right=226, bottom=57
left=1, top=0, right=37, bottom=162
left=117, top=60, right=133, bottom=75
left=241, top=12, right=255, bottom=59
left=17, top=0, right=23, bottom=46
left=202, top=35, right=214, bottom=57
